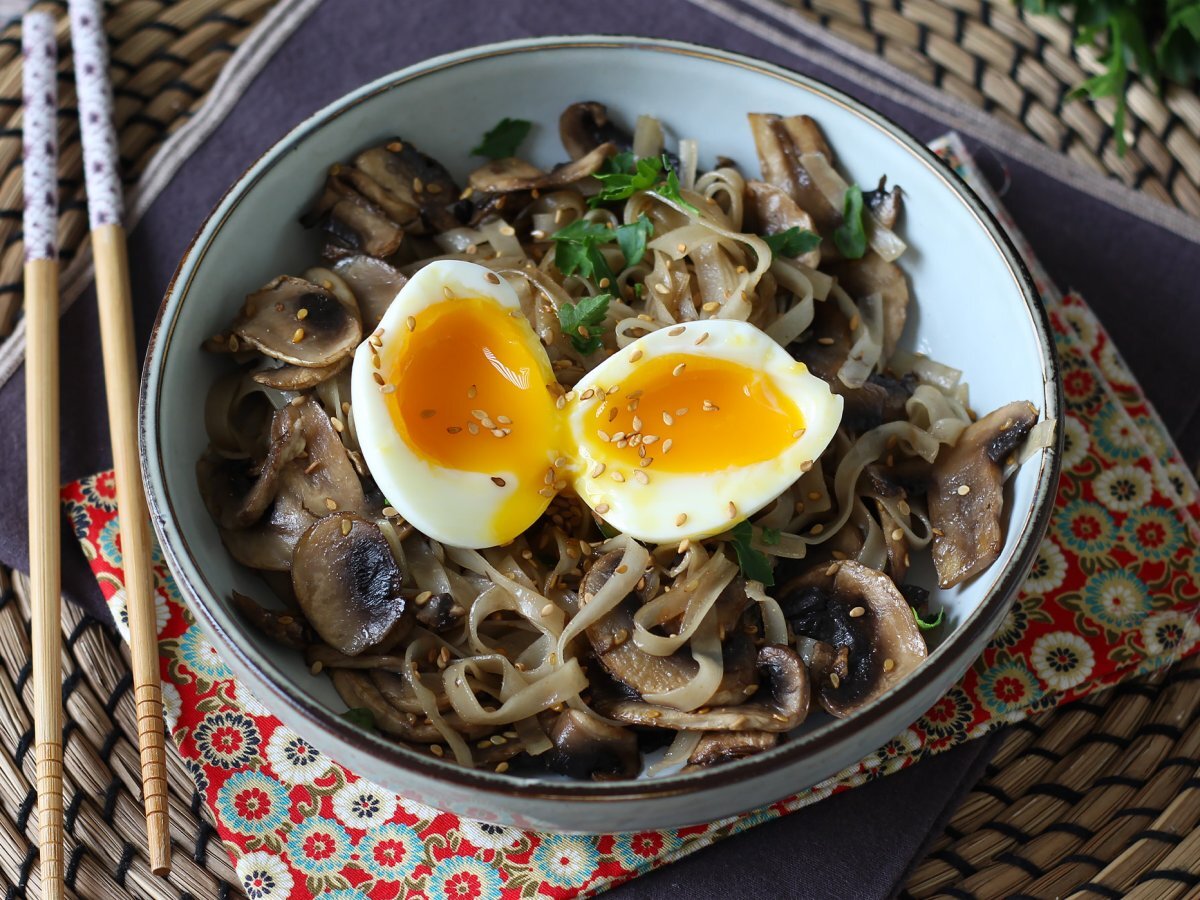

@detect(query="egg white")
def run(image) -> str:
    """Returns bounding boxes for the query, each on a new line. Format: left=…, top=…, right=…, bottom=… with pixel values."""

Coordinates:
left=566, top=320, right=843, bottom=543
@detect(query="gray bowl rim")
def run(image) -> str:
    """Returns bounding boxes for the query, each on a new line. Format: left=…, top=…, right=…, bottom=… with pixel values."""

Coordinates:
left=140, top=34, right=1063, bottom=804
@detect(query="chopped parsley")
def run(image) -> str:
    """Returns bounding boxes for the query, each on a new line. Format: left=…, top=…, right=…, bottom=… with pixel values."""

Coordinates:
left=833, top=184, right=868, bottom=259
left=339, top=707, right=376, bottom=731
left=912, top=607, right=944, bottom=631
left=760, top=226, right=821, bottom=260
left=730, top=520, right=775, bottom=586
left=551, top=218, right=617, bottom=286
left=615, top=214, right=654, bottom=267
left=471, top=117, right=532, bottom=159
left=591, top=153, right=699, bottom=213
left=760, top=527, right=782, bottom=546
left=558, top=292, right=612, bottom=355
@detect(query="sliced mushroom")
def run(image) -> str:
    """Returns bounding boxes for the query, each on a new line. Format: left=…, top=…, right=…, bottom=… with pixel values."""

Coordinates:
left=284, top=396, right=367, bottom=518
left=223, top=478, right=317, bottom=572
left=468, top=143, right=617, bottom=194
left=864, top=176, right=903, bottom=231
left=748, top=113, right=840, bottom=234
left=252, top=357, right=350, bottom=391
left=559, top=101, right=633, bottom=160
left=230, top=590, right=313, bottom=649
left=353, top=140, right=463, bottom=234
left=685, top=730, right=779, bottom=769
left=828, top=251, right=910, bottom=362
left=292, top=513, right=413, bottom=656
left=233, top=275, right=362, bottom=368
left=929, top=401, right=1038, bottom=587
left=596, top=644, right=809, bottom=732
left=303, top=171, right=408, bottom=259
left=582, top=551, right=755, bottom=707
left=331, top=255, right=407, bottom=333
left=779, top=560, right=926, bottom=718
left=744, top=180, right=820, bottom=268
left=329, top=669, right=495, bottom=743
left=545, top=709, right=639, bottom=780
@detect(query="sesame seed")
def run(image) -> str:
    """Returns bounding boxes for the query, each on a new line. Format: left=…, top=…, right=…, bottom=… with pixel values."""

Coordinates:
left=883, top=658, right=896, bottom=672
left=413, top=176, right=424, bottom=192
left=793, top=428, right=807, bottom=439
left=495, top=762, right=510, bottom=773
left=310, top=661, right=324, bottom=675
left=891, top=528, right=905, bottom=541
left=420, top=409, right=436, bottom=419
left=430, top=744, right=445, bottom=757
left=340, top=518, right=352, bottom=536
left=668, top=325, right=686, bottom=337
left=795, top=501, right=806, bottom=514
left=932, top=527, right=945, bottom=537
left=492, top=477, right=506, bottom=487
left=291, top=328, right=305, bottom=343
left=632, top=415, right=643, bottom=432
left=800, top=460, right=814, bottom=473
left=672, top=363, right=686, bottom=377
left=468, top=423, right=479, bottom=435
left=654, top=282, right=671, bottom=295
left=646, top=710, right=662, bottom=719
left=467, top=384, right=478, bottom=398
left=491, top=429, right=507, bottom=438
left=829, top=672, right=841, bottom=688
left=486, top=272, right=501, bottom=284
left=743, top=384, right=751, bottom=397
left=541, top=603, right=555, bottom=617
left=556, top=395, right=567, bottom=410
left=304, top=460, right=322, bottom=476
left=676, top=407, right=689, bottom=416
left=662, top=439, right=673, bottom=454
left=597, top=430, right=611, bottom=442
left=810, top=523, right=824, bottom=534
left=369, top=334, right=383, bottom=347
left=598, top=277, right=611, bottom=288
left=898, top=500, right=911, bottom=516
left=447, top=426, right=461, bottom=434
left=634, top=470, right=649, bottom=484
left=849, top=313, right=861, bottom=331
left=608, top=407, right=619, bottom=422
left=373, top=372, right=385, bottom=385
left=591, top=462, right=605, bottom=477
left=490, top=735, right=506, bottom=746
left=675, top=513, right=688, bottom=527
left=817, top=337, right=835, bottom=345
left=538, top=487, right=555, bottom=498
left=702, top=301, right=720, bottom=312
left=324, top=498, right=337, bottom=510
left=553, top=479, right=567, bottom=491
left=957, top=484, right=971, bottom=495
left=849, top=606, right=866, bottom=618
left=808, top=491, right=821, bottom=500
left=481, top=417, right=496, bottom=429
left=595, top=503, right=610, bottom=514
left=640, top=457, right=653, bottom=467
left=728, top=501, right=737, bottom=519
left=677, top=243, right=687, bottom=254
left=406, top=316, right=417, bottom=332
left=581, top=389, right=595, bottom=400
left=642, top=434, right=659, bottom=445
left=611, top=471, right=625, bottom=483
left=630, top=349, right=643, bottom=362
left=825, top=563, right=841, bottom=576
left=702, top=400, right=719, bottom=412
left=371, top=351, right=381, bottom=369
left=662, top=412, right=674, bottom=426
left=471, top=409, right=488, bottom=420
left=442, top=286, right=455, bottom=299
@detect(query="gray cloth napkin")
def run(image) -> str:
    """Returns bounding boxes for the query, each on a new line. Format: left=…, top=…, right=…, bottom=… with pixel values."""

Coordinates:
left=0, top=0, right=1196, bottom=896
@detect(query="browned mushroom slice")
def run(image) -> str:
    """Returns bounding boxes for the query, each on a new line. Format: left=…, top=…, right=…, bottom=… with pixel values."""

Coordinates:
left=748, top=113, right=840, bottom=233
left=230, top=590, right=313, bottom=649
left=743, top=180, right=820, bottom=268
left=331, top=255, right=407, bottom=333
left=329, top=669, right=495, bottom=742
left=222, top=481, right=317, bottom=572
left=467, top=143, right=616, bottom=194
left=864, top=176, right=903, bottom=231
left=685, top=730, right=779, bottom=769
left=233, top=275, right=362, bottom=368
left=560, top=101, right=633, bottom=160
left=284, top=396, right=367, bottom=518
left=779, top=560, right=926, bottom=718
left=252, top=357, right=350, bottom=391
left=929, top=401, right=1039, bottom=587
left=353, top=140, right=463, bottom=234
left=292, top=513, right=413, bottom=656
left=582, top=551, right=756, bottom=707
left=828, top=251, right=910, bottom=362
left=545, top=709, right=639, bottom=780
left=304, top=172, right=408, bottom=260
left=596, top=645, right=809, bottom=732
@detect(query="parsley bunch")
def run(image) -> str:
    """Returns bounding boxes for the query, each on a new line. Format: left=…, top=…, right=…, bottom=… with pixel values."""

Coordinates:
left=591, top=152, right=700, bottom=213
left=1023, top=0, right=1200, bottom=153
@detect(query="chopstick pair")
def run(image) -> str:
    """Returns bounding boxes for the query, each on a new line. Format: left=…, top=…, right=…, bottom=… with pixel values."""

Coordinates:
left=22, top=5, right=172, bottom=895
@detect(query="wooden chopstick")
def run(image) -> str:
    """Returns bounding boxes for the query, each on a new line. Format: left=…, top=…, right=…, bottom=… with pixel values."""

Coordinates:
left=22, top=13, right=65, bottom=899
left=67, top=0, right=172, bottom=875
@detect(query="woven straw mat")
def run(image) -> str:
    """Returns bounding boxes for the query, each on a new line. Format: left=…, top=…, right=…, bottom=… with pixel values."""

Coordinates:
left=0, top=0, right=1197, bottom=898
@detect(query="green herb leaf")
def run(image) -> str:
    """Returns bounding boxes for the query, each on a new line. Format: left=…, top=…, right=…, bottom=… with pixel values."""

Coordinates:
left=760, top=527, right=782, bottom=546
left=833, top=184, right=867, bottom=259
left=615, top=214, right=654, bottom=267
left=912, top=607, right=944, bottom=631
left=729, top=520, right=775, bottom=586
left=471, top=117, right=532, bottom=159
left=655, top=161, right=701, bottom=214
left=558, top=292, right=612, bottom=355
left=760, top=227, right=822, bottom=259
left=551, top=218, right=617, bottom=287
left=592, top=154, right=664, bottom=205
left=339, top=707, right=376, bottom=731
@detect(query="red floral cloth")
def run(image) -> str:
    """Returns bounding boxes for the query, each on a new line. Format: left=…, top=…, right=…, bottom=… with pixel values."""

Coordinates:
left=62, top=135, right=1200, bottom=898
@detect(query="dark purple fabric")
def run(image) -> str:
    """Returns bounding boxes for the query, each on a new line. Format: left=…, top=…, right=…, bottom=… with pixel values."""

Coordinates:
left=0, top=0, right=1195, bottom=895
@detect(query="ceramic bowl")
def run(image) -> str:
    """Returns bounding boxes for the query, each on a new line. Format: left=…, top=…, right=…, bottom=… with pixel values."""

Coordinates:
left=141, top=35, right=1061, bottom=832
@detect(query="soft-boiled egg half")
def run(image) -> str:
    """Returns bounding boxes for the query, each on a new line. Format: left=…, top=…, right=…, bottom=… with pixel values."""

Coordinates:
left=352, top=260, right=564, bottom=548
left=353, top=260, right=843, bottom=548
left=566, top=320, right=843, bottom=543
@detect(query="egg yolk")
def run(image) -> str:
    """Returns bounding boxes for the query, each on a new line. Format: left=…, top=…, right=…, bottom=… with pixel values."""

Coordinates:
left=578, top=353, right=805, bottom=473
left=386, top=296, right=562, bottom=534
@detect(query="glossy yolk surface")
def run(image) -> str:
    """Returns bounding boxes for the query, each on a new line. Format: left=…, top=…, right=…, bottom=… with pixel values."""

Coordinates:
left=579, top=353, right=805, bottom=473
left=387, top=297, right=561, bottom=534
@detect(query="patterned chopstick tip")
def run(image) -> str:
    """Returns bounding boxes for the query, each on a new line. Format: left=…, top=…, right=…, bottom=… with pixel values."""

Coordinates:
left=67, top=0, right=122, bottom=229
left=21, top=13, right=57, bottom=262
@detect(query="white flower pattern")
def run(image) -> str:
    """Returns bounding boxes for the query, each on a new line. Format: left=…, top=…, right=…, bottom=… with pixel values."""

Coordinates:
left=236, top=851, right=293, bottom=899
left=264, top=727, right=331, bottom=785
left=1031, top=632, right=1095, bottom=692
left=1094, top=464, right=1153, bottom=514
left=332, top=779, right=397, bottom=830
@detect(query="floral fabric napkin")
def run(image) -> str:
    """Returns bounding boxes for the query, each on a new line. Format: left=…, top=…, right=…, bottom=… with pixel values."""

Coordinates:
left=62, top=135, right=1199, bottom=899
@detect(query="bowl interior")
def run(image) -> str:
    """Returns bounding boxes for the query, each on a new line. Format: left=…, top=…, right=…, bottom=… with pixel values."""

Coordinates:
left=146, top=38, right=1056, bottom=795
